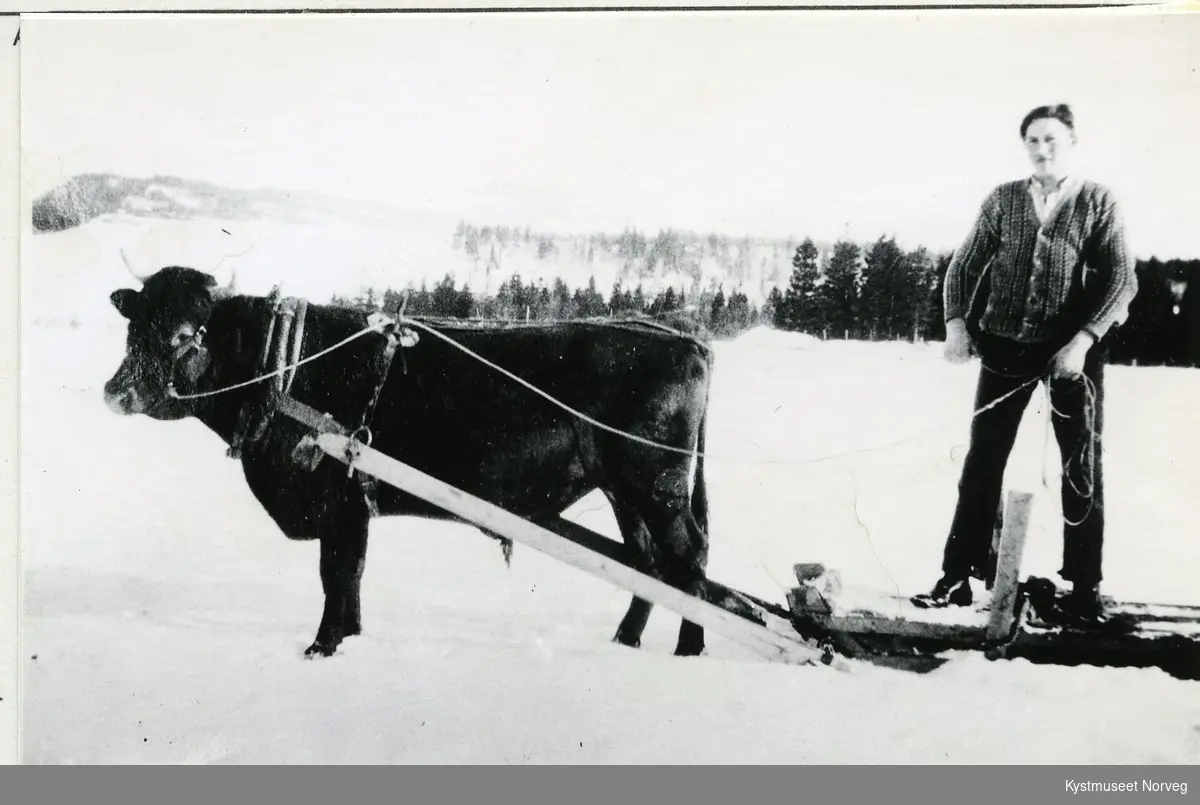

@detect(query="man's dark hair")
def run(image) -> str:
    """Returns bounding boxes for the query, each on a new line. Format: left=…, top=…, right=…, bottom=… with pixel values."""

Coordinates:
left=1020, top=104, right=1075, bottom=138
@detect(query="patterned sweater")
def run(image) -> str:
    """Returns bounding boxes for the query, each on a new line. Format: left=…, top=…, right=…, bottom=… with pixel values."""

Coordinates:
left=943, top=177, right=1137, bottom=345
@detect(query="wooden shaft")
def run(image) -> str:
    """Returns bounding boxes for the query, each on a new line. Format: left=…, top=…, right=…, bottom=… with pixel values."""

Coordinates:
left=314, top=433, right=826, bottom=666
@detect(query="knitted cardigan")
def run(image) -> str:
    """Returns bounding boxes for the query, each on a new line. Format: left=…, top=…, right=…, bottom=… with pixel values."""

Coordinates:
left=943, top=178, right=1137, bottom=345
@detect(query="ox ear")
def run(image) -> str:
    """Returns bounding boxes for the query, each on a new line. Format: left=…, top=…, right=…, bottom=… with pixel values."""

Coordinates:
left=110, top=288, right=139, bottom=319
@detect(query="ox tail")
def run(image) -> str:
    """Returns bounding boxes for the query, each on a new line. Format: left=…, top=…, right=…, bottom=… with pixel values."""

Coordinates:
left=691, top=407, right=709, bottom=537
left=690, top=374, right=711, bottom=539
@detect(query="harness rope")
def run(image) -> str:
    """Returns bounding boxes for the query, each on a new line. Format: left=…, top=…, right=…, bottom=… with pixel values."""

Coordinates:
left=976, top=359, right=1101, bottom=528
left=1044, top=372, right=1100, bottom=526
left=166, top=321, right=387, bottom=401
left=165, top=306, right=1067, bottom=470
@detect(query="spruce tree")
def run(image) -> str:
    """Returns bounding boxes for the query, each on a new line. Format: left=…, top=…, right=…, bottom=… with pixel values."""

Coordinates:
left=784, top=238, right=821, bottom=333
left=816, top=240, right=862, bottom=339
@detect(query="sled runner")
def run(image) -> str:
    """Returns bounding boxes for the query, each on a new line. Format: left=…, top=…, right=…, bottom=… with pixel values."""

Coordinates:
left=786, top=491, right=1200, bottom=680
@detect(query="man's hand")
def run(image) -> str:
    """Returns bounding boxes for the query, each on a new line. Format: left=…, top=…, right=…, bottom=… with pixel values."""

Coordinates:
left=944, top=319, right=974, bottom=364
left=1050, top=331, right=1096, bottom=380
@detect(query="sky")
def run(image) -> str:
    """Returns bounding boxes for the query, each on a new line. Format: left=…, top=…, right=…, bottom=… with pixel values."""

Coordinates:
left=19, top=9, right=1200, bottom=258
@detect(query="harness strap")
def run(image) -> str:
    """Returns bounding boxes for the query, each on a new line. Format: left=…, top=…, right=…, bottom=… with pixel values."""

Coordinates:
left=350, top=317, right=403, bottom=516
left=230, top=301, right=406, bottom=517
left=227, top=290, right=307, bottom=459
left=285, top=299, right=309, bottom=396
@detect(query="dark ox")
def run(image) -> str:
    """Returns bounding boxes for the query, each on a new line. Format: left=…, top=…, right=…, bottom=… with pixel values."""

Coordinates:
left=103, top=266, right=715, bottom=659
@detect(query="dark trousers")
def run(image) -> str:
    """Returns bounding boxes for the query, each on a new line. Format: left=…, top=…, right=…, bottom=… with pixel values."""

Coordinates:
left=941, top=334, right=1107, bottom=588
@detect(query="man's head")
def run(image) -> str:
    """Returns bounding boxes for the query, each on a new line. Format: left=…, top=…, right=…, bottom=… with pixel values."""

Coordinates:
left=1020, top=104, right=1078, bottom=183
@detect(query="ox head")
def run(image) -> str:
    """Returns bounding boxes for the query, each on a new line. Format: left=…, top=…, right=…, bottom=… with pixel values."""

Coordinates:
left=104, top=258, right=237, bottom=419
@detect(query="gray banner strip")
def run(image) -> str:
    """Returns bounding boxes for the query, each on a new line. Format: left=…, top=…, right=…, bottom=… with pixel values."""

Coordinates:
left=3, top=766, right=1198, bottom=805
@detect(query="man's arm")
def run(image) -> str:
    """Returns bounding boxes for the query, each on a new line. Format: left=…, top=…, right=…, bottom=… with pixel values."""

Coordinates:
left=944, top=188, right=1002, bottom=327
left=1079, top=190, right=1138, bottom=342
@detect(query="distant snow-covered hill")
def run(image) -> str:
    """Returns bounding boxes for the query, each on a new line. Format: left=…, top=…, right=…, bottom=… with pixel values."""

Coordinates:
left=30, top=173, right=413, bottom=232
left=27, top=173, right=846, bottom=324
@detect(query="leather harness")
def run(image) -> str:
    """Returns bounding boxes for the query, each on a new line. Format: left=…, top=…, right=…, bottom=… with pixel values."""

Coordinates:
left=225, top=288, right=407, bottom=517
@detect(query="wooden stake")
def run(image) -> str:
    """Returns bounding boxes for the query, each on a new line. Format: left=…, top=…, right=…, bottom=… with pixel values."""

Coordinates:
left=986, top=489, right=1033, bottom=644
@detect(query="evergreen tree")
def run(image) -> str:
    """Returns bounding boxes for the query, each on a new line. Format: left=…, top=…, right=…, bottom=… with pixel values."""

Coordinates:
left=410, top=281, right=434, bottom=316
left=859, top=235, right=906, bottom=340
left=784, top=238, right=821, bottom=333
left=924, top=251, right=953, bottom=341
left=609, top=281, right=626, bottom=314
left=456, top=284, right=474, bottom=319
left=496, top=275, right=516, bottom=319
left=572, top=275, right=606, bottom=318
left=816, top=240, right=862, bottom=339
left=905, top=246, right=937, bottom=341
left=431, top=273, right=459, bottom=316
left=551, top=278, right=573, bottom=319
left=765, top=286, right=785, bottom=328
left=662, top=286, right=678, bottom=312
left=710, top=287, right=727, bottom=333
left=728, top=287, right=752, bottom=334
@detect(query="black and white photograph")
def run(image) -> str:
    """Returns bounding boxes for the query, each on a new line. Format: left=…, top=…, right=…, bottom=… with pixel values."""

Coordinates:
left=12, top=5, right=1200, bottom=765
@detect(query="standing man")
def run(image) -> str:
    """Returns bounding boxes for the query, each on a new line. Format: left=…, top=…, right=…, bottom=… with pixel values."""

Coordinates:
left=913, top=104, right=1137, bottom=622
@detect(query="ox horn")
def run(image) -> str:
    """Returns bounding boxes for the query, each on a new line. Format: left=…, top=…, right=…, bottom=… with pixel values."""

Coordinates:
left=119, top=248, right=150, bottom=285
left=210, top=266, right=239, bottom=301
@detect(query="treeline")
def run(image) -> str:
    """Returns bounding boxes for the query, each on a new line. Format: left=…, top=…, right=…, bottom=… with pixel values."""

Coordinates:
left=449, top=223, right=950, bottom=341
left=336, top=227, right=1199, bottom=367
left=332, top=272, right=763, bottom=338
left=765, top=236, right=1199, bottom=368
left=452, top=221, right=815, bottom=290
left=1107, top=258, right=1200, bottom=368
left=764, top=236, right=952, bottom=343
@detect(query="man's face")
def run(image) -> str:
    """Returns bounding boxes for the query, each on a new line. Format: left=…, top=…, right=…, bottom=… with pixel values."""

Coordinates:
left=1023, top=117, right=1077, bottom=182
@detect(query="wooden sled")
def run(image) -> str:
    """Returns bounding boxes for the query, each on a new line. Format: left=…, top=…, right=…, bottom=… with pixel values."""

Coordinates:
left=786, top=491, right=1200, bottom=680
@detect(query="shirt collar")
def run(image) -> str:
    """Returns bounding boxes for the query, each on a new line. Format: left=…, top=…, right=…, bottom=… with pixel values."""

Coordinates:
left=1030, top=174, right=1070, bottom=195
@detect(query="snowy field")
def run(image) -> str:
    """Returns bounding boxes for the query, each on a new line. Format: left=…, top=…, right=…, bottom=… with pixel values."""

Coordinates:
left=18, top=222, right=1200, bottom=765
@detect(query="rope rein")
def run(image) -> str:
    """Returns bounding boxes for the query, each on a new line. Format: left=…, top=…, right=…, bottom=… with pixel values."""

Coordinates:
left=164, top=306, right=1091, bottom=485
left=167, top=322, right=385, bottom=400
left=1047, top=372, right=1100, bottom=525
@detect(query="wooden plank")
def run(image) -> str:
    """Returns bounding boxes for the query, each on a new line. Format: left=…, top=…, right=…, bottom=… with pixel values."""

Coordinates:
left=802, top=611, right=988, bottom=642
left=986, top=490, right=1033, bottom=644
left=540, top=515, right=802, bottom=639
left=313, top=433, right=829, bottom=667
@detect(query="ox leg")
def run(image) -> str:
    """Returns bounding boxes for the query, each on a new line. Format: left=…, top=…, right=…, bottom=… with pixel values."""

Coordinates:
left=344, top=549, right=367, bottom=638
left=615, top=598, right=654, bottom=649
left=646, top=500, right=709, bottom=658
left=608, top=503, right=661, bottom=649
left=608, top=497, right=707, bottom=656
left=306, top=514, right=369, bottom=658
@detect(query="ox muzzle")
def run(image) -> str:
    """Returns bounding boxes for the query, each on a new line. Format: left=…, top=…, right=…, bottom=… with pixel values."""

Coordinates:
left=103, top=357, right=155, bottom=415
left=104, top=325, right=212, bottom=416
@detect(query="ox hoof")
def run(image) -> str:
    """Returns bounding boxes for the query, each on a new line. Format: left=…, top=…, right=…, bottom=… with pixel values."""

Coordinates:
left=612, top=633, right=641, bottom=650
left=304, top=641, right=338, bottom=658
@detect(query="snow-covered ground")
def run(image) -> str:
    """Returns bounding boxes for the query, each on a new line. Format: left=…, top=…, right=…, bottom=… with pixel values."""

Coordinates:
left=18, top=221, right=1200, bottom=764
